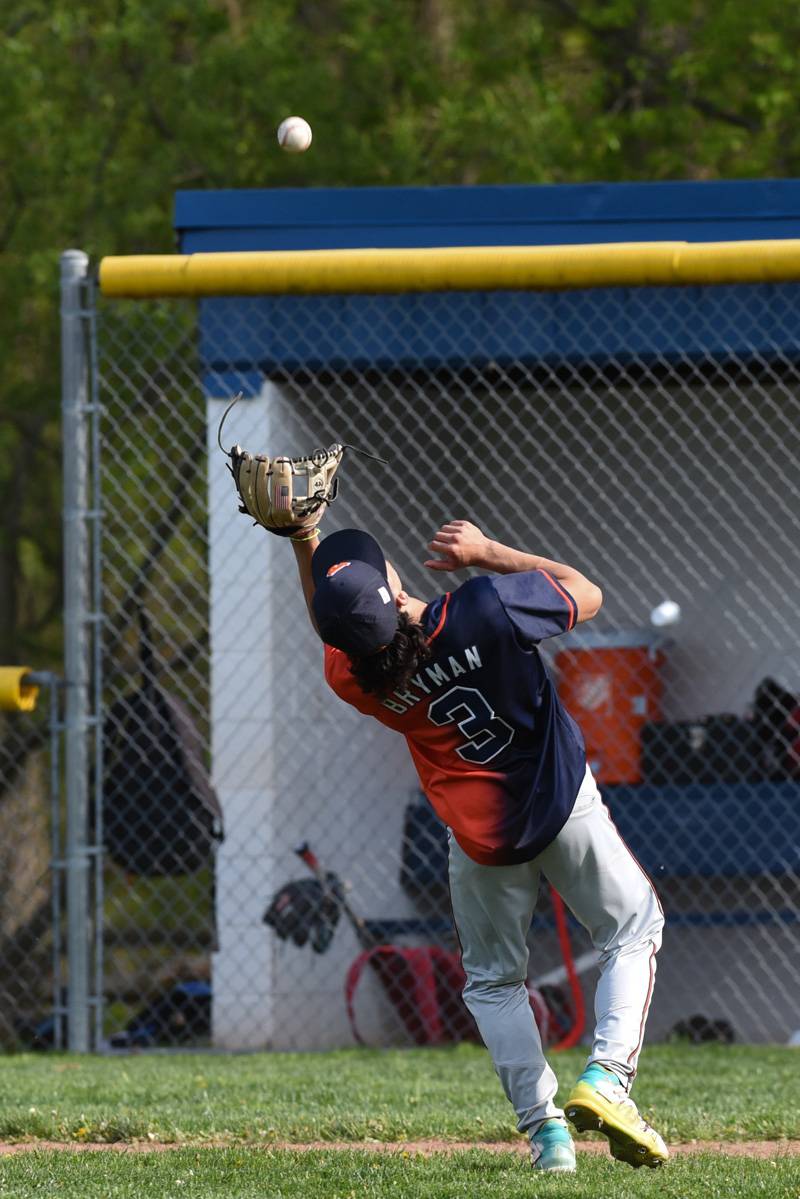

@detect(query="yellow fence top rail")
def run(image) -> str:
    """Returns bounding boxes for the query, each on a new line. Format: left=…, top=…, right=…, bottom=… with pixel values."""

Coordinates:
left=99, top=240, right=800, bottom=298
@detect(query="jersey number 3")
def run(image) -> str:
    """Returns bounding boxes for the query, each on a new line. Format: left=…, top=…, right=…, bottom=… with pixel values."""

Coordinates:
left=427, top=686, right=515, bottom=765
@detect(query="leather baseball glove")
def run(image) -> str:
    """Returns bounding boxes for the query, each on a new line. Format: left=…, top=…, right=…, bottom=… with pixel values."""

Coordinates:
left=217, top=395, right=385, bottom=541
left=263, top=874, right=344, bottom=954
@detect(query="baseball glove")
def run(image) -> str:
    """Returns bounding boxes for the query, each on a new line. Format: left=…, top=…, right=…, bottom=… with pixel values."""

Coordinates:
left=263, top=874, right=345, bottom=954
left=217, top=395, right=386, bottom=540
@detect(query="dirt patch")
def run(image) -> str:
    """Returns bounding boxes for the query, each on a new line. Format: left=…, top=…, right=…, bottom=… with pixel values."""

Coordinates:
left=252, top=1140, right=800, bottom=1159
left=0, top=1139, right=797, bottom=1159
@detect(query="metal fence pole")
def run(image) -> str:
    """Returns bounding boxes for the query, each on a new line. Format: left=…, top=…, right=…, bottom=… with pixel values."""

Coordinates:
left=61, top=249, right=91, bottom=1052
left=86, top=275, right=105, bottom=1052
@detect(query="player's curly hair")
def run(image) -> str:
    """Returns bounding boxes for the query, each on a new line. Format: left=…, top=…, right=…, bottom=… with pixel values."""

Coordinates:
left=348, top=612, right=432, bottom=700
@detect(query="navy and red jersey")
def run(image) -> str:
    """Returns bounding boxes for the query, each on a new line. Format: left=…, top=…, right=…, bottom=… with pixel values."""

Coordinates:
left=324, top=569, right=587, bottom=866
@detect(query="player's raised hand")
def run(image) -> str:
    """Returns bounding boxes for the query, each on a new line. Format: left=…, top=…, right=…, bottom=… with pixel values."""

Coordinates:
left=424, top=520, right=493, bottom=571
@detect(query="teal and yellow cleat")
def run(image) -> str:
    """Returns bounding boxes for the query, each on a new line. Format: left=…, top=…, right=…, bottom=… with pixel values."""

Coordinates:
left=565, top=1064, right=668, bottom=1169
left=530, top=1118, right=577, bottom=1173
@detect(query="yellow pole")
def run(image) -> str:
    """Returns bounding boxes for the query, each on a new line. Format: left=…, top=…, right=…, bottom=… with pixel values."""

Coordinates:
left=99, top=239, right=800, bottom=298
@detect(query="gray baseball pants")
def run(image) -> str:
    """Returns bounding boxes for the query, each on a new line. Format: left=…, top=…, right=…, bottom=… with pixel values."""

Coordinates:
left=448, top=766, right=664, bottom=1137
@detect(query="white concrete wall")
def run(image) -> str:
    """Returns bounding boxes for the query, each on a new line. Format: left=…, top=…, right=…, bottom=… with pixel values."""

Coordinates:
left=208, top=388, right=278, bottom=1048
left=209, top=383, right=422, bottom=1050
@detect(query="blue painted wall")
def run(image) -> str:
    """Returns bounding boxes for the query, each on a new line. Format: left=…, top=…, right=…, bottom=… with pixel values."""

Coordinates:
left=176, top=180, right=800, bottom=251
left=175, top=180, right=800, bottom=384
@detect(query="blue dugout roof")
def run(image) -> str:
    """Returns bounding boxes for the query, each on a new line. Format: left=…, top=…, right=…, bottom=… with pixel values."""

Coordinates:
left=176, top=179, right=800, bottom=251
left=175, top=179, right=800, bottom=384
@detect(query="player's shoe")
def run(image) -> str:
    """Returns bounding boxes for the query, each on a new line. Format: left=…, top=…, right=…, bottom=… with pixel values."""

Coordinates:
left=565, top=1064, right=668, bottom=1169
left=530, top=1118, right=576, bottom=1173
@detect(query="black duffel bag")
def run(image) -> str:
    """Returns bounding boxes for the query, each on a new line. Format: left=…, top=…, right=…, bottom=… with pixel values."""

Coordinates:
left=752, top=677, right=800, bottom=780
left=100, top=608, right=224, bottom=877
left=641, top=715, right=764, bottom=786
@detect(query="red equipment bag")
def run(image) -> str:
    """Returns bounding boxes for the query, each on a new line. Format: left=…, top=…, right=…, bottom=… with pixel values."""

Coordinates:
left=344, top=941, right=573, bottom=1048
left=345, top=945, right=476, bottom=1046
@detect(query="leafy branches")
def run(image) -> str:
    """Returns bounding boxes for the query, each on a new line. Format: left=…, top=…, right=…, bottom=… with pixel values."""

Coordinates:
left=2, top=0, right=800, bottom=662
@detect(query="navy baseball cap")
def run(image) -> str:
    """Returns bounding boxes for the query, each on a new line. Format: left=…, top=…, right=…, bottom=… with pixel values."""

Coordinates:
left=311, top=530, right=399, bottom=656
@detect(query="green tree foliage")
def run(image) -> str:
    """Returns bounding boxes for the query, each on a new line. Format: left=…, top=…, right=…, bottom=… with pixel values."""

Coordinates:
left=2, top=0, right=800, bottom=664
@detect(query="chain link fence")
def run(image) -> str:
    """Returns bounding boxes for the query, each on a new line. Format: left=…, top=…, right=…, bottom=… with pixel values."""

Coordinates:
left=90, top=280, right=800, bottom=1050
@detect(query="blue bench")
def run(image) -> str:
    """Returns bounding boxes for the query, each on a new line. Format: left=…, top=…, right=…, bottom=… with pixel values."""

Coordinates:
left=605, top=782, right=800, bottom=878
left=399, top=782, right=800, bottom=930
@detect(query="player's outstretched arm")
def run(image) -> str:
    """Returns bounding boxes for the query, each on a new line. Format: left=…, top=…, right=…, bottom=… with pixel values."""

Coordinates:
left=292, top=534, right=321, bottom=634
left=425, top=519, right=602, bottom=624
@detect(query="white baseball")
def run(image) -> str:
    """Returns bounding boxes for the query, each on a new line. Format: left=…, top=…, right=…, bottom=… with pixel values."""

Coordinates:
left=277, top=116, right=313, bottom=154
left=650, top=599, right=681, bottom=628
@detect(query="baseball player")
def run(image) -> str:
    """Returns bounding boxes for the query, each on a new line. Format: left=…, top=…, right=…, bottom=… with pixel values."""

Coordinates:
left=287, top=519, right=667, bottom=1173
left=218, top=418, right=665, bottom=1171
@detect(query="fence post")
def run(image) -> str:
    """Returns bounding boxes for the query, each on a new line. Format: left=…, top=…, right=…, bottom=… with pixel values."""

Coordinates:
left=61, top=249, right=91, bottom=1052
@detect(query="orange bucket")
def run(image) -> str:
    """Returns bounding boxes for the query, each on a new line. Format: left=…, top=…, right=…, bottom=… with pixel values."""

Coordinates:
left=555, top=632, right=664, bottom=785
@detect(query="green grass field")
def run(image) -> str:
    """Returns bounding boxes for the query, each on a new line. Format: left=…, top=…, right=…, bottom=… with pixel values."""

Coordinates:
left=0, top=1044, right=797, bottom=1197
left=1, top=1148, right=798, bottom=1199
